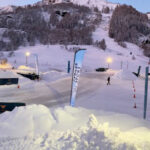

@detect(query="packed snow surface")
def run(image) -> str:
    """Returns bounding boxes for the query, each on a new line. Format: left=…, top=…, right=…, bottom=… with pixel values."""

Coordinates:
left=0, top=105, right=150, bottom=150
left=113, top=70, right=137, bottom=80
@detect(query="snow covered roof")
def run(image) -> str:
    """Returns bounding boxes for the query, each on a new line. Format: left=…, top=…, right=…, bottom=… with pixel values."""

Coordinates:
left=0, top=63, right=12, bottom=70
left=18, top=65, right=35, bottom=71
left=15, top=65, right=36, bottom=74
left=0, top=70, right=18, bottom=78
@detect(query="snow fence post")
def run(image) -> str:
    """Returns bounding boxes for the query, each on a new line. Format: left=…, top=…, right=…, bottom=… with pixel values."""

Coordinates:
left=144, top=67, right=149, bottom=119
left=137, top=66, right=141, bottom=77
left=67, top=60, right=71, bottom=73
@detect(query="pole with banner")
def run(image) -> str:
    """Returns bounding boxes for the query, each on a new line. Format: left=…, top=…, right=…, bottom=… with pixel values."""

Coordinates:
left=70, top=49, right=86, bottom=107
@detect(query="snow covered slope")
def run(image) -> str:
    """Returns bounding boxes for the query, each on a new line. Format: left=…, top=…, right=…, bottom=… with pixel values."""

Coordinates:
left=41, top=0, right=117, bottom=10
left=147, top=13, right=150, bottom=19
left=0, top=5, right=16, bottom=14
left=67, top=0, right=117, bottom=10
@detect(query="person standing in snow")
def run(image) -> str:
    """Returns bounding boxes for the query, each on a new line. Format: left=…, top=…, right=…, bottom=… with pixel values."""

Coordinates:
left=107, top=76, right=110, bottom=85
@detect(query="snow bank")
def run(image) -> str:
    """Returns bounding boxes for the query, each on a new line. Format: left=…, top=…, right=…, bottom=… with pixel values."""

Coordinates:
left=0, top=105, right=150, bottom=149
left=0, top=105, right=55, bottom=137
left=56, top=115, right=150, bottom=150
left=113, top=70, right=137, bottom=80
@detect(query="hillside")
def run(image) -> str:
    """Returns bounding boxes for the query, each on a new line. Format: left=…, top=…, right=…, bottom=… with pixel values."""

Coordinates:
left=109, top=5, right=150, bottom=56
left=0, top=2, right=102, bottom=51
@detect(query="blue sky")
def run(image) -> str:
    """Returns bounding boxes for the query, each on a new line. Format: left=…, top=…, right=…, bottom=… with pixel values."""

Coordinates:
left=108, top=0, right=150, bottom=13
left=0, top=0, right=149, bottom=13
left=0, top=0, right=39, bottom=6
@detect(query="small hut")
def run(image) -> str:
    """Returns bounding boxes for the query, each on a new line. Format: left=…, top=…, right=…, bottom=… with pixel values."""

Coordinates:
left=0, top=58, right=12, bottom=70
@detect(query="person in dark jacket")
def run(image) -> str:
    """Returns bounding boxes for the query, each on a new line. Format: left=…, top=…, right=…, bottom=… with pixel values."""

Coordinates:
left=107, top=76, right=110, bottom=85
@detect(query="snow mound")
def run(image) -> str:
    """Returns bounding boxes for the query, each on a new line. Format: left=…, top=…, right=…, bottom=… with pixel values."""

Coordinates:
left=113, top=70, right=137, bottom=80
left=0, top=105, right=150, bottom=149
left=58, top=115, right=150, bottom=150
left=0, top=105, right=55, bottom=137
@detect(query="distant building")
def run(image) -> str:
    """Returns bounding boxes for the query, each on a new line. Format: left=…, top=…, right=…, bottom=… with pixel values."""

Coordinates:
left=0, top=58, right=12, bottom=70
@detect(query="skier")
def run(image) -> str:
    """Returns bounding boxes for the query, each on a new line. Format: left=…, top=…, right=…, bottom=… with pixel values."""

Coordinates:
left=107, top=76, right=110, bottom=85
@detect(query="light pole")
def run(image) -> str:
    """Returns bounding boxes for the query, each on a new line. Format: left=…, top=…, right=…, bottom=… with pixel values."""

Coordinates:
left=25, top=52, right=30, bottom=66
left=106, top=57, right=113, bottom=69
left=33, top=54, right=39, bottom=76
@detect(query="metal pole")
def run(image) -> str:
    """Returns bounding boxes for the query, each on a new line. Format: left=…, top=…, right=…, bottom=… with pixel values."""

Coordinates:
left=127, top=61, right=128, bottom=69
left=34, top=54, right=39, bottom=76
left=26, top=56, right=28, bottom=66
left=67, top=61, right=71, bottom=73
left=144, top=67, right=149, bottom=119
left=108, top=63, right=109, bottom=69
left=121, top=61, right=123, bottom=69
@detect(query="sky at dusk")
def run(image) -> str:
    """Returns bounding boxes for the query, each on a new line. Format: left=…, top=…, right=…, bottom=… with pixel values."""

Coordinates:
left=0, top=0, right=149, bottom=13
left=108, top=0, right=150, bottom=13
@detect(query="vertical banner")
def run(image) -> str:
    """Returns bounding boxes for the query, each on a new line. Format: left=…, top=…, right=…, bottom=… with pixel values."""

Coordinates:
left=70, top=49, right=86, bottom=107
left=144, top=67, right=149, bottom=119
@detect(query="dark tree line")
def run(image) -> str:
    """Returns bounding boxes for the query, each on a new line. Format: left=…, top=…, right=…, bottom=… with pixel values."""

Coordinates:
left=0, top=3, right=102, bottom=51
left=109, top=5, right=150, bottom=55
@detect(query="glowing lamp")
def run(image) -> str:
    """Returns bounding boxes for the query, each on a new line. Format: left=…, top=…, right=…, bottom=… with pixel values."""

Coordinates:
left=106, top=57, right=113, bottom=68
left=25, top=52, right=30, bottom=57
left=106, top=57, right=113, bottom=63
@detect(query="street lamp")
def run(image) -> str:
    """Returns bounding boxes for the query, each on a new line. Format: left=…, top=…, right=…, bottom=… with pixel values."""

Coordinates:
left=25, top=52, right=30, bottom=66
left=106, top=57, right=113, bottom=69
